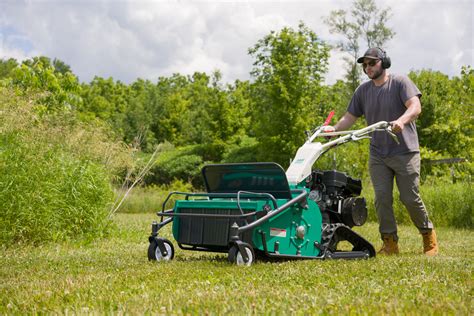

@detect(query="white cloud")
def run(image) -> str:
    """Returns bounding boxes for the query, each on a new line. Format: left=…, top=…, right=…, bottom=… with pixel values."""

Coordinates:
left=0, top=0, right=472, bottom=84
left=386, top=0, right=472, bottom=76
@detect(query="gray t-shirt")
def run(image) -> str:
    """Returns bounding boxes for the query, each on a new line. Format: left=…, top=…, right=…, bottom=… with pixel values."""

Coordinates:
left=347, top=74, right=422, bottom=157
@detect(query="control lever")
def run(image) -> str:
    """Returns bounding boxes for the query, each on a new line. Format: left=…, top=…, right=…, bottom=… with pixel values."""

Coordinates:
left=387, top=125, right=400, bottom=144
left=351, top=134, right=371, bottom=141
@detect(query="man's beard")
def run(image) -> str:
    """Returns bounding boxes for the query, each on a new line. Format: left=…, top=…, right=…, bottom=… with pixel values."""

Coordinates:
left=369, top=67, right=384, bottom=80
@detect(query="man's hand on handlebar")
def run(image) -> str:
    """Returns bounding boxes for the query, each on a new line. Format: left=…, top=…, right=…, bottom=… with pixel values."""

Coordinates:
left=390, top=119, right=404, bottom=133
left=321, top=125, right=336, bottom=139
left=321, top=126, right=335, bottom=133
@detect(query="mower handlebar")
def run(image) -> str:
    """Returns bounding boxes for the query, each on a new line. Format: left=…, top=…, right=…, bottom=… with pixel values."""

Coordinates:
left=315, top=121, right=398, bottom=149
left=286, top=121, right=396, bottom=185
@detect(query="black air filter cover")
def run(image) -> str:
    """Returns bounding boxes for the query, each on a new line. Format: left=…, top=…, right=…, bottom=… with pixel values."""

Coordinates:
left=321, top=170, right=362, bottom=197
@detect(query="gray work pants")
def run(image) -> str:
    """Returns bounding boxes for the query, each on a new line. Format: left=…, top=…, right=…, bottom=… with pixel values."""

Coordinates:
left=369, top=152, right=433, bottom=238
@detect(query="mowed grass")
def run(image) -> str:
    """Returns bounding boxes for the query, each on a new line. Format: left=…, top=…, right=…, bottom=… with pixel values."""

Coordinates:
left=1, top=213, right=472, bottom=315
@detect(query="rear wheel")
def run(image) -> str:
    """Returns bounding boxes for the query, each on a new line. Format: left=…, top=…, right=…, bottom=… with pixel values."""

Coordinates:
left=148, top=238, right=174, bottom=261
left=228, top=244, right=254, bottom=266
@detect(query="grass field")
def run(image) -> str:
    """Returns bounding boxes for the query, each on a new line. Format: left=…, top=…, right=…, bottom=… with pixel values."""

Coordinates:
left=1, top=213, right=472, bottom=314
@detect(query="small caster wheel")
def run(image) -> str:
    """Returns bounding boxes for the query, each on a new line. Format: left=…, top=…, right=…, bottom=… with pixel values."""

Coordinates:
left=228, top=243, right=254, bottom=266
left=148, top=238, right=174, bottom=261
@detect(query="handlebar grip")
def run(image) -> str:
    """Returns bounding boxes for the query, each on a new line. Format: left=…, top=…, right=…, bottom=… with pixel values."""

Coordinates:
left=323, top=111, right=335, bottom=126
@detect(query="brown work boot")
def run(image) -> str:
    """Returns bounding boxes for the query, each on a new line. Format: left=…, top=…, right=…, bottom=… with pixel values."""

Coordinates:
left=422, top=229, right=439, bottom=256
left=378, top=234, right=399, bottom=255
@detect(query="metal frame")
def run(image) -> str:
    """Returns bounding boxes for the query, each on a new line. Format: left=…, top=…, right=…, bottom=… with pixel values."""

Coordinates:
left=156, top=189, right=307, bottom=232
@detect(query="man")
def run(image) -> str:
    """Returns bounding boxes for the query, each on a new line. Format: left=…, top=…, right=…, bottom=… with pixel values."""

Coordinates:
left=325, top=47, right=438, bottom=256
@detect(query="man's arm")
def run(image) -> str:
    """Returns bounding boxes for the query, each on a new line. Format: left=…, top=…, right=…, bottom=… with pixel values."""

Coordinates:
left=327, top=112, right=358, bottom=132
left=391, top=96, right=421, bottom=133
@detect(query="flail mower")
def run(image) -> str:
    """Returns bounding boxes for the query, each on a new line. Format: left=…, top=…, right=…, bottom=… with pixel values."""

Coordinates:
left=147, top=113, right=399, bottom=265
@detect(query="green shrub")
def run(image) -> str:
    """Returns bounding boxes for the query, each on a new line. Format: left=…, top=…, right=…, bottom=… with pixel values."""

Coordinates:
left=144, top=144, right=206, bottom=187
left=221, top=136, right=259, bottom=163
left=0, top=87, right=130, bottom=245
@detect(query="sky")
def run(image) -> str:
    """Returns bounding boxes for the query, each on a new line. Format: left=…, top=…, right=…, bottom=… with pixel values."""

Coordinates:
left=1, top=0, right=472, bottom=85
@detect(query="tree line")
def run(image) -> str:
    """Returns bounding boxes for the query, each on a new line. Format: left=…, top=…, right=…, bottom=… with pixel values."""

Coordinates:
left=0, top=22, right=472, bottom=186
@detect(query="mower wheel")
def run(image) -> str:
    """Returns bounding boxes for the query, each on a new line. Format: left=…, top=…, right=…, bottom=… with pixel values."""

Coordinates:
left=228, top=244, right=254, bottom=266
left=148, top=238, right=174, bottom=261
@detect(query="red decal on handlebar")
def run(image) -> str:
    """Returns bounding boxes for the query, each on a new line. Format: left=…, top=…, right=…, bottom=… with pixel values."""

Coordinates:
left=323, top=111, right=335, bottom=126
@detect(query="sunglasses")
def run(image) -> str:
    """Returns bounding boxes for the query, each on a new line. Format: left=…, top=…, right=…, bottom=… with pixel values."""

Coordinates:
left=362, top=59, right=380, bottom=68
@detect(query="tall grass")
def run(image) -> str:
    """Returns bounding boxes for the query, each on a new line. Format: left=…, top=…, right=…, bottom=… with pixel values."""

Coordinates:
left=117, top=180, right=193, bottom=213
left=364, top=181, right=473, bottom=229
left=0, top=87, right=131, bottom=245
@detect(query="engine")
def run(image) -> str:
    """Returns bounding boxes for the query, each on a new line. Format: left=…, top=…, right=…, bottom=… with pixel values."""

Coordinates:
left=306, top=170, right=368, bottom=227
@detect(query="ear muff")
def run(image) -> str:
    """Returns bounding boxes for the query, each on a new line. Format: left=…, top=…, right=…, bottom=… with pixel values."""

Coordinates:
left=377, top=47, right=391, bottom=69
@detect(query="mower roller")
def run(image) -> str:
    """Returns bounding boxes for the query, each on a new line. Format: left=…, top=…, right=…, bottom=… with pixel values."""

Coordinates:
left=148, top=116, right=399, bottom=265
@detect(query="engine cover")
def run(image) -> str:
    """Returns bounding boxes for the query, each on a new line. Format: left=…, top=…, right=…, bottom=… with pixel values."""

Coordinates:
left=307, top=169, right=366, bottom=227
left=320, top=170, right=362, bottom=197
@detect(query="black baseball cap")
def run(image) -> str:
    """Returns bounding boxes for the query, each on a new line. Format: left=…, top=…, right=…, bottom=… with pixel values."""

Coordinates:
left=357, top=48, right=384, bottom=63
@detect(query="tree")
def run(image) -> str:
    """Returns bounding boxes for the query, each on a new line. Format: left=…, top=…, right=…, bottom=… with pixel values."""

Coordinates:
left=150, top=74, right=191, bottom=145
left=409, top=67, right=473, bottom=182
left=249, top=22, right=330, bottom=167
left=409, top=68, right=473, bottom=158
left=0, top=58, right=18, bottom=79
left=123, top=79, right=157, bottom=151
left=183, top=72, right=247, bottom=145
left=8, top=57, right=82, bottom=113
left=52, top=58, right=72, bottom=75
left=176, top=71, right=249, bottom=161
left=21, top=56, right=72, bottom=75
left=79, top=76, right=130, bottom=143
left=325, top=0, right=395, bottom=91
left=179, top=72, right=219, bottom=146
left=226, top=79, right=253, bottom=140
